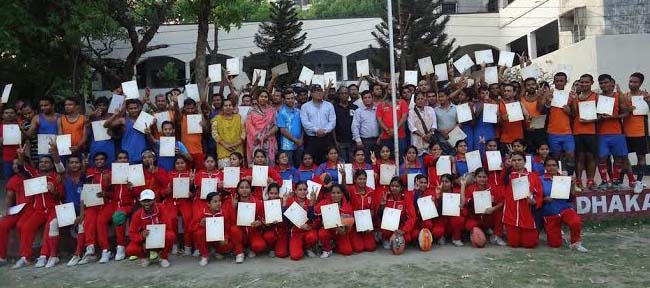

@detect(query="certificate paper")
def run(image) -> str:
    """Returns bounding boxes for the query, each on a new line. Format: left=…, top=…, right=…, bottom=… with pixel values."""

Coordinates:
left=436, top=156, right=452, bottom=176
left=466, top=150, right=483, bottom=173
left=486, top=151, right=503, bottom=171
left=253, top=69, right=267, bottom=86
left=298, top=67, right=314, bottom=84
left=55, top=203, right=77, bottom=227
left=91, top=121, right=111, bottom=141
left=1, top=84, right=12, bottom=103
left=456, top=103, right=473, bottom=123
left=380, top=164, right=397, bottom=185
left=550, top=176, right=572, bottom=199
left=284, top=202, right=308, bottom=227
left=512, top=177, right=530, bottom=201
left=24, top=176, right=48, bottom=196
left=418, top=57, right=434, bottom=76
left=186, top=114, right=203, bottom=134
left=484, top=66, right=499, bottom=85
left=2, top=124, right=21, bottom=145
left=111, top=163, right=129, bottom=184
left=434, top=63, right=448, bottom=81
left=356, top=59, right=370, bottom=77
left=474, top=49, right=494, bottom=64
left=442, top=193, right=461, bottom=217
left=380, top=207, right=401, bottom=232
left=324, top=71, right=337, bottom=86
left=223, top=167, right=240, bottom=188
left=200, top=178, right=218, bottom=199
left=473, top=190, right=492, bottom=214
left=121, top=80, right=140, bottom=100
left=407, top=173, right=418, bottom=191
left=226, top=58, right=240, bottom=75
left=145, top=224, right=166, bottom=249
left=482, top=103, right=498, bottom=123
left=337, top=163, right=353, bottom=185
left=264, top=199, right=283, bottom=224
left=498, top=51, right=515, bottom=67
left=632, top=96, right=650, bottom=115
left=134, top=111, right=154, bottom=134
left=453, top=54, right=475, bottom=73
left=404, top=70, right=418, bottom=86
left=37, top=134, right=56, bottom=155
left=321, top=203, right=342, bottom=229
left=82, top=184, right=104, bottom=207
left=596, top=95, right=615, bottom=116
left=271, top=63, right=289, bottom=76
left=208, top=64, right=222, bottom=83
left=185, top=84, right=200, bottom=101
left=578, top=100, right=597, bottom=120
left=551, top=90, right=569, bottom=108
left=365, top=169, right=376, bottom=190
left=417, top=196, right=439, bottom=220
left=172, top=177, right=190, bottom=199
left=306, top=180, right=323, bottom=199
left=236, top=202, right=256, bottom=226
left=108, top=94, right=125, bottom=114
left=205, top=217, right=225, bottom=242
left=505, top=102, right=524, bottom=122
left=56, top=134, right=72, bottom=156
left=159, top=136, right=175, bottom=157
left=128, top=164, right=146, bottom=187
left=354, top=209, right=373, bottom=232
left=252, top=165, right=269, bottom=187
left=447, top=126, right=467, bottom=147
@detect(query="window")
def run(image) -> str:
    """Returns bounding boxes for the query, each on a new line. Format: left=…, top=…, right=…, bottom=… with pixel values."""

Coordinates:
left=442, top=2, right=458, bottom=14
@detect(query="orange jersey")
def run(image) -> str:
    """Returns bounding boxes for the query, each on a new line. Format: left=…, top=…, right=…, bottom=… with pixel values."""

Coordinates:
left=547, top=96, right=573, bottom=135
left=61, top=114, right=86, bottom=146
left=573, top=92, right=597, bottom=135
left=521, top=97, right=542, bottom=129
left=499, top=101, right=524, bottom=143
left=624, top=93, right=647, bottom=137
left=598, top=92, right=623, bottom=135
left=181, top=114, right=203, bottom=154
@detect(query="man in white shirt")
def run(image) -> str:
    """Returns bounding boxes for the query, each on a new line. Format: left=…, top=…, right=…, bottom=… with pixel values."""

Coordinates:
left=300, top=84, right=337, bottom=164
left=408, top=92, right=437, bottom=155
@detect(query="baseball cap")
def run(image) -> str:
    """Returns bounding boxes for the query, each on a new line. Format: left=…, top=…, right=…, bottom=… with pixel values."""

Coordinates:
left=139, top=189, right=156, bottom=201
left=310, top=84, right=323, bottom=92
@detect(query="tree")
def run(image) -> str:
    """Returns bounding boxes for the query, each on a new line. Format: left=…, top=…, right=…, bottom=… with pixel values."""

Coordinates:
left=254, top=0, right=311, bottom=87
left=371, top=0, right=456, bottom=78
left=301, top=0, right=385, bottom=19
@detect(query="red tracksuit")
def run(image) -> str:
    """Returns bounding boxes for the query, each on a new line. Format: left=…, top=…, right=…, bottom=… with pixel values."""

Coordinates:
left=100, top=182, right=137, bottom=249
left=164, top=170, right=195, bottom=248
left=380, top=192, right=417, bottom=243
left=231, top=196, right=267, bottom=255
left=373, top=159, right=395, bottom=198
left=541, top=173, right=582, bottom=248
left=193, top=169, right=223, bottom=208
left=423, top=155, right=443, bottom=188
left=82, top=167, right=111, bottom=249
left=191, top=201, right=233, bottom=257
left=0, top=173, right=28, bottom=258
left=286, top=197, right=318, bottom=261
left=224, top=167, right=251, bottom=199
left=17, top=165, right=64, bottom=259
left=412, top=187, right=446, bottom=241
left=262, top=201, right=290, bottom=258
left=315, top=198, right=354, bottom=256
left=463, top=183, right=504, bottom=237
left=443, top=188, right=465, bottom=241
left=252, top=169, right=282, bottom=200
left=347, top=185, right=379, bottom=252
left=134, top=167, right=171, bottom=202
left=126, top=203, right=175, bottom=259
left=503, top=171, right=543, bottom=248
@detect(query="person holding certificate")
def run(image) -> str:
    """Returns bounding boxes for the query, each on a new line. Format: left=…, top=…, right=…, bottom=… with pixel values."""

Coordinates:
left=472, top=86, right=497, bottom=151
left=140, top=150, right=172, bottom=206
left=378, top=177, right=417, bottom=250
left=175, top=98, right=208, bottom=170
left=86, top=97, right=116, bottom=165
left=126, top=189, right=175, bottom=268
left=104, top=99, right=147, bottom=164
left=0, top=159, right=26, bottom=266
left=261, top=183, right=290, bottom=258
left=545, top=72, right=576, bottom=177
left=57, top=154, right=88, bottom=267
left=372, top=145, right=396, bottom=196
left=595, top=74, right=628, bottom=190
left=412, top=174, right=445, bottom=245
left=622, top=72, right=649, bottom=192
left=191, top=192, right=234, bottom=266
left=146, top=120, right=191, bottom=171
left=408, top=92, right=437, bottom=156
left=519, top=78, right=547, bottom=152
left=164, top=157, right=196, bottom=257
left=350, top=148, right=373, bottom=172
left=439, top=174, right=465, bottom=247
left=245, top=90, right=278, bottom=167
left=572, top=74, right=599, bottom=189
left=250, top=150, right=282, bottom=199
left=498, top=84, right=526, bottom=148
left=274, top=151, right=296, bottom=182
left=347, top=170, right=379, bottom=253
left=284, top=182, right=318, bottom=261
left=454, top=140, right=470, bottom=177
left=399, top=146, right=427, bottom=192
left=0, top=106, right=20, bottom=178
left=193, top=155, right=223, bottom=206
left=461, top=168, right=506, bottom=246
left=212, top=98, right=244, bottom=169
left=315, top=184, right=354, bottom=258
left=315, top=147, right=345, bottom=187
left=422, top=142, right=450, bottom=189
left=230, top=179, right=267, bottom=263
left=58, top=97, right=87, bottom=155
left=292, top=152, right=317, bottom=183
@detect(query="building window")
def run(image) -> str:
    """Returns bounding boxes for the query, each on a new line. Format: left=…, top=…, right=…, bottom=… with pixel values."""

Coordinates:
left=442, top=2, right=458, bottom=14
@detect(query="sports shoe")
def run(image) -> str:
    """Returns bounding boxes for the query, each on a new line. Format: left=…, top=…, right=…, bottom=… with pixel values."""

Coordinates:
left=183, top=246, right=192, bottom=256
left=268, top=251, right=276, bottom=258
left=634, top=181, right=644, bottom=194
left=306, top=249, right=316, bottom=258
left=214, top=253, right=224, bottom=260
left=320, top=250, right=333, bottom=258
left=115, top=245, right=126, bottom=261
left=192, top=249, right=201, bottom=257
left=382, top=240, right=391, bottom=250
left=160, top=259, right=170, bottom=268
left=571, top=242, right=588, bottom=253
left=12, top=257, right=30, bottom=269
left=67, top=255, right=81, bottom=267
left=34, top=256, right=47, bottom=268
left=140, top=258, right=150, bottom=267
left=235, top=253, right=245, bottom=264
left=45, top=257, right=59, bottom=268
left=0, top=258, right=6, bottom=267
left=149, top=251, right=159, bottom=261
left=438, top=237, right=446, bottom=246
left=171, top=244, right=179, bottom=255
left=199, top=257, right=208, bottom=266
left=490, top=236, right=507, bottom=246
left=452, top=240, right=464, bottom=247
left=99, top=249, right=111, bottom=264
left=597, top=182, right=610, bottom=190
left=246, top=249, right=256, bottom=259
left=128, top=255, right=138, bottom=261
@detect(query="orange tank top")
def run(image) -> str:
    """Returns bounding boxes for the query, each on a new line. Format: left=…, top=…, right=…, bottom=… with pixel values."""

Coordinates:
left=499, top=101, right=524, bottom=143
left=624, top=93, right=646, bottom=137
left=61, top=115, right=86, bottom=146
left=573, top=92, right=597, bottom=135
left=598, top=92, right=623, bottom=135
left=521, top=97, right=542, bottom=129
left=547, top=97, right=573, bottom=135
left=181, top=114, right=203, bottom=154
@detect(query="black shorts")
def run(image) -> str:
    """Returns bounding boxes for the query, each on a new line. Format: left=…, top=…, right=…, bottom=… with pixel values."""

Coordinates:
left=574, top=135, right=598, bottom=155
left=626, top=137, right=649, bottom=155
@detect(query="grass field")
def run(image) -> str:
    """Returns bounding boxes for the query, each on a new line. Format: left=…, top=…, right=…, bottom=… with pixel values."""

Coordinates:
left=1, top=220, right=649, bottom=288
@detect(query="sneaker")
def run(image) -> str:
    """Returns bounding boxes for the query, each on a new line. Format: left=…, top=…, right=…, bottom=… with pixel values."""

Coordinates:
left=45, top=257, right=59, bottom=268
left=382, top=240, right=391, bottom=250
left=34, top=256, right=47, bottom=268
left=160, top=259, right=170, bottom=268
left=78, top=254, right=97, bottom=265
left=246, top=250, right=256, bottom=259
left=183, top=246, right=192, bottom=256
left=438, top=238, right=446, bottom=246
left=171, top=244, right=179, bottom=255
left=320, top=250, right=333, bottom=258
left=571, top=242, right=588, bottom=253
left=67, top=255, right=81, bottom=267
left=149, top=251, right=159, bottom=261
left=490, top=236, right=506, bottom=246
left=268, top=251, right=276, bottom=258
left=140, top=258, right=150, bottom=267
left=306, top=249, right=316, bottom=258
left=12, top=257, right=30, bottom=269
left=214, top=253, right=224, bottom=260
left=597, top=182, right=610, bottom=190
left=235, top=253, right=245, bottom=264
left=115, top=245, right=126, bottom=261
left=0, top=258, right=6, bottom=267
left=634, top=181, right=644, bottom=194
left=199, top=257, right=208, bottom=266
left=99, top=249, right=111, bottom=264
left=128, top=255, right=138, bottom=261
left=452, top=240, right=464, bottom=247
left=192, top=249, right=201, bottom=257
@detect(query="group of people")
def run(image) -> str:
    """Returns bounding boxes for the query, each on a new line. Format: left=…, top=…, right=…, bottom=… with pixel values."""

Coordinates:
left=0, top=57, right=648, bottom=269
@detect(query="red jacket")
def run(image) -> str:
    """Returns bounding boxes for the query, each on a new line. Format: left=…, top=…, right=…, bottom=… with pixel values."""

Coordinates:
left=422, top=154, right=443, bottom=188
left=232, top=196, right=265, bottom=226
left=128, top=203, right=173, bottom=243
left=22, top=165, right=63, bottom=211
left=194, top=169, right=222, bottom=201
left=136, top=167, right=171, bottom=202
left=6, top=173, right=28, bottom=207
left=502, top=171, right=543, bottom=229
left=348, top=185, right=379, bottom=213
left=190, top=201, right=233, bottom=240
left=166, top=170, right=194, bottom=205
left=252, top=168, right=282, bottom=200
left=314, top=197, right=353, bottom=231
left=86, top=167, right=110, bottom=204
left=383, top=191, right=417, bottom=233
left=463, top=183, right=504, bottom=216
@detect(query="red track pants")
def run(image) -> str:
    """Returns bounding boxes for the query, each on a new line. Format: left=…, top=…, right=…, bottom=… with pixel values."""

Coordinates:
left=445, top=216, right=465, bottom=241
left=0, top=214, right=21, bottom=258
left=318, top=228, right=353, bottom=256
left=126, top=231, right=175, bottom=260
left=164, top=201, right=194, bottom=248
left=289, top=229, right=318, bottom=261
left=17, top=209, right=58, bottom=259
left=543, top=209, right=582, bottom=247
left=262, top=226, right=289, bottom=258
left=193, top=228, right=233, bottom=257
left=231, top=225, right=267, bottom=255
left=465, top=210, right=503, bottom=237
left=413, top=217, right=447, bottom=241
left=381, top=229, right=413, bottom=243
left=505, top=224, right=538, bottom=248
left=349, top=229, right=376, bottom=253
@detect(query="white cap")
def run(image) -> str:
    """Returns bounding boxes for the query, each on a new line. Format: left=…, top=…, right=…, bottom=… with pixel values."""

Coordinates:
left=139, top=189, right=156, bottom=201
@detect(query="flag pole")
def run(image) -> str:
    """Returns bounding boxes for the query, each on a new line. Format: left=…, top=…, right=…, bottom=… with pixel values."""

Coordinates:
left=386, top=0, right=400, bottom=170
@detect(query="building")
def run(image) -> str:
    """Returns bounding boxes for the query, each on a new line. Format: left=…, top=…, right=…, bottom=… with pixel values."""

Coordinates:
left=93, top=0, right=650, bottom=95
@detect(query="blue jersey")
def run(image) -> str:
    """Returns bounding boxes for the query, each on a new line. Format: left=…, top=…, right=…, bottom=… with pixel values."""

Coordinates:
left=122, top=117, right=147, bottom=164
left=64, top=175, right=85, bottom=213
left=540, top=175, right=574, bottom=216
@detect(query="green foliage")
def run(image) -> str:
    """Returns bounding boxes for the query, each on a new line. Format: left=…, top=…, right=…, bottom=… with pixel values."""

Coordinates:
left=156, top=62, right=181, bottom=88
left=300, top=0, right=385, bottom=19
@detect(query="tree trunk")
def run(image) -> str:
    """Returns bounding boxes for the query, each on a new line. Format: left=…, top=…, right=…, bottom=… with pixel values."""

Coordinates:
left=195, top=0, right=210, bottom=102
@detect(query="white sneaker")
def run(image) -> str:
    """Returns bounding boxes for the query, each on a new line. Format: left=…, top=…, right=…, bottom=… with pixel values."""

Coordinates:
left=199, top=257, right=208, bottom=266
left=67, top=255, right=81, bottom=267
left=214, top=253, right=224, bottom=260
left=235, top=253, right=245, bottom=264
left=452, top=240, right=464, bottom=247
left=45, top=257, right=59, bottom=268
left=171, top=244, right=179, bottom=255
left=99, top=249, right=111, bottom=264
left=320, top=250, right=333, bottom=258
left=268, top=251, right=276, bottom=258
left=382, top=240, right=391, bottom=250
left=306, top=249, right=316, bottom=258
left=634, top=181, right=644, bottom=194
left=160, top=259, right=170, bottom=268
left=571, top=242, right=589, bottom=253
left=183, top=246, right=192, bottom=256
left=12, top=257, right=30, bottom=269
left=438, top=238, right=446, bottom=246
left=140, top=258, right=150, bottom=267
left=114, top=245, right=126, bottom=261
left=246, top=250, right=256, bottom=259
left=490, top=236, right=507, bottom=246
left=34, top=256, right=47, bottom=268
left=192, top=249, right=201, bottom=257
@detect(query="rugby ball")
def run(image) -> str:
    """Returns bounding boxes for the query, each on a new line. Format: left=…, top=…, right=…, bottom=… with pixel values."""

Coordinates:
left=418, top=228, right=433, bottom=251
left=470, top=227, right=487, bottom=248
left=390, top=233, right=406, bottom=255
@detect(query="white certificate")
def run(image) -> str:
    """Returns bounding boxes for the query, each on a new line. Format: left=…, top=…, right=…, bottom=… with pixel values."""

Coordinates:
left=159, top=136, right=175, bottom=157
left=456, top=103, right=473, bottom=123
left=238, top=106, right=251, bottom=123
left=551, top=176, right=572, bottom=199
left=353, top=209, right=373, bottom=232
left=442, top=193, right=461, bottom=217
left=145, top=224, right=166, bottom=249
left=596, top=95, right=615, bottom=115
left=324, top=71, right=337, bottom=86
left=306, top=180, right=322, bottom=200
left=264, top=199, right=283, bottom=224
left=578, top=100, right=597, bottom=120
left=205, top=217, right=225, bottom=242
left=91, top=121, right=111, bottom=141
left=466, top=150, right=483, bottom=173
left=8, top=203, right=26, bottom=215
left=284, top=202, right=308, bottom=227
left=505, top=102, right=524, bottom=122
left=434, top=63, right=448, bottom=81
left=37, top=134, right=56, bottom=155
left=486, top=151, right=503, bottom=171
left=436, top=156, right=452, bottom=176
left=551, top=90, right=569, bottom=108
left=134, top=111, right=154, bottom=134
left=417, top=196, right=439, bottom=220
left=404, top=70, right=418, bottom=86
left=226, top=58, right=240, bottom=75
left=184, top=84, right=199, bottom=102
left=337, top=163, right=353, bottom=185
left=223, top=167, right=240, bottom=188
left=356, top=59, right=370, bottom=77
left=82, top=184, right=104, bottom=207
left=473, top=190, right=492, bottom=214
left=56, top=134, right=72, bottom=156
left=55, top=203, right=77, bottom=227
left=236, top=202, right=256, bottom=226
left=279, top=179, right=293, bottom=197
left=108, top=94, right=125, bottom=114
left=521, top=64, right=541, bottom=79
left=484, top=66, right=499, bottom=85
left=512, top=176, right=530, bottom=201
left=453, top=54, right=475, bottom=73
left=530, top=115, right=547, bottom=129
left=446, top=126, right=467, bottom=147
left=271, top=63, right=289, bottom=76
left=380, top=164, right=397, bottom=185
left=475, top=49, right=494, bottom=64
left=298, top=66, right=314, bottom=84
left=252, top=165, right=269, bottom=187
left=365, top=169, right=376, bottom=190
left=482, top=103, right=498, bottom=123
left=321, top=203, right=342, bottom=229
left=498, top=51, right=515, bottom=67
left=380, top=207, right=401, bottom=232
left=1, top=83, right=12, bottom=103
left=311, top=74, right=325, bottom=88
left=418, top=57, right=434, bottom=76
left=200, top=178, right=218, bottom=199
left=632, top=96, right=650, bottom=115
left=253, top=69, right=267, bottom=87
left=208, top=64, right=222, bottom=83
left=153, top=112, right=171, bottom=132
left=121, top=80, right=140, bottom=99
left=231, top=74, right=250, bottom=89
left=187, top=114, right=203, bottom=134
left=24, top=176, right=48, bottom=196
left=128, top=164, right=146, bottom=187
left=172, top=177, right=190, bottom=199
left=111, top=163, right=129, bottom=184
left=407, top=173, right=418, bottom=191
left=525, top=155, right=533, bottom=173
left=2, top=124, right=21, bottom=145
